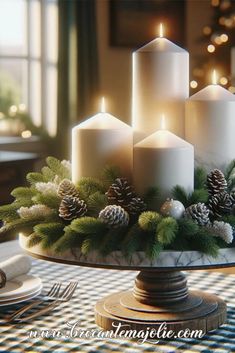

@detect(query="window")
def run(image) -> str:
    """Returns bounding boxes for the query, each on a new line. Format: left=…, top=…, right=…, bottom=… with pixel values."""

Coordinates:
left=0, top=0, right=58, bottom=136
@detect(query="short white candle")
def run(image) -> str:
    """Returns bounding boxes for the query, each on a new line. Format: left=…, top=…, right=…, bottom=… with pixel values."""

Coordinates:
left=72, top=98, right=133, bottom=183
left=133, top=119, right=194, bottom=202
left=185, top=70, right=235, bottom=171
left=132, top=24, right=189, bottom=142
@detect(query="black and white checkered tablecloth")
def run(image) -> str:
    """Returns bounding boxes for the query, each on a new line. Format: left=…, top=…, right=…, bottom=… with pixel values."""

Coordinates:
left=0, top=256, right=235, bottom=353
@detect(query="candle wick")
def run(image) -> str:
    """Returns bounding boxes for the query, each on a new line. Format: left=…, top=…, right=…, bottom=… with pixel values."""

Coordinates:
left=159, top=23, right=164, bottom=38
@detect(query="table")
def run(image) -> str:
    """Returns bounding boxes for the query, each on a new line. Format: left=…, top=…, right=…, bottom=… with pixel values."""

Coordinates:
left=0, top=240, right=235, bottom=353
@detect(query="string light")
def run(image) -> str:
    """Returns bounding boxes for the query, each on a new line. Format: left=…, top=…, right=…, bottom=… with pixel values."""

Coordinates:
left=214, top=36, right=222, bottom=45
left=207, top=44, right=215, bottom=53
left=220, top=33, right=228, bottom=42
left=203, top=26, right=212, bottom=35
left=21, top=130, right=32, bottom=139
left=190, top=80, right=198, bottom=89
left=220, top=77, right=228, bottom=85
left=228, top=86, right=235, bottom=94
left=211, top=0, right=219, bottom=6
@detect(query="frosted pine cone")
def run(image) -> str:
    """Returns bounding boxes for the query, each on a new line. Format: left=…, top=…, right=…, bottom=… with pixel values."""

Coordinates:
left=127, top=197, right=147, bottom=215
left=59, top=196, right=87, bottom=221
left=208, top=192, right=233, bottom=218
left=58, top=179, right=79, bottom=198
left=184, top=203, right=210, bottom=225
left=206, top=169, right=227, bottom=196
left=106, top=178, right=135, bottom=208
left=99, top=205, right=129, bottom=228
left=18, top=205, right=53, bottom=219
left=209, top=221, right=233, bottom=244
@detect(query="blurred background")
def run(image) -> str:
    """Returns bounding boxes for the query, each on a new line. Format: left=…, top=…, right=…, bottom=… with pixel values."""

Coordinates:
left=0, top=0, right=234, bottom=205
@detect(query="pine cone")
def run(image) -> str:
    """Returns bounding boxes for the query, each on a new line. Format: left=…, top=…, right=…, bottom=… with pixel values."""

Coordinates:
left=99, top=205, right=129, bottom=228
left=184, top=203, right=210, bottom=225
left=106, top=178, right=135, bottom=208
left=59, top=196, right=87, bottom=221
left=208, top=192, right=233, bottom=218
left=127, top=197, right=147, bottom=215
left=206, top=169, right=227, bottom=196
left=58, top=179, right=79, bottom=198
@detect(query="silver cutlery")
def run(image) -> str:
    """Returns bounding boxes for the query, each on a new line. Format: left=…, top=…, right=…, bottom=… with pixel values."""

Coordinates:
left=5, top=282, right=62, bottom=322
left=14, top=281, right=78, bottom=322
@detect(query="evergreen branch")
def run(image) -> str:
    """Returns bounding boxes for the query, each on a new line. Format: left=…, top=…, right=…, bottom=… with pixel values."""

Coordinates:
left=32, top=193, right=61, bottom=209
left=27, top=172, right=47, bottom=185
left=177, top=218, right=200, bottom=237
left=53, top=226, right=81, bottom=254
left=76, top=177, right=106, bottom=199
left=172, top=185, right=189, bottom=207
left=157, top=217, right=178, bottom=245
left=0, top=199, right=34, bottom=222
left=190, top=229, right=219, bottom=258
left=70, top=217, right=107, bottom=235
left=188, top=189, right=209, bottom=205
left=27, top=233, right=44, bottom=248
left=138, top=211, right=162, bottom=232
left=143, top=186, right=161, bottom=210
left=122, top=224, right=145, bottom=258
left=46, top=156, right=71, bottom=180
left=99, top=227, right=126, bottom=256
left=87, top=192, right=107, bottom=217
left=0, top=219, right=39, bottom=238
left=11, top=187, right=37, bottom=201
left=101, top=165, right=121, bottom=186
left=194, top=167, right=207, bottom=189
left=41, top=166, right=56, bottom=182
left=225, top=159, right=235, bottom=181
left=145, top=236, right=163, bottom=261
left=34, top=222, right=65, bottom=250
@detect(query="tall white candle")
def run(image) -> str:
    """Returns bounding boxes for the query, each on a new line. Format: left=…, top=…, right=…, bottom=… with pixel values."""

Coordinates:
left=132, top=24, right=189, bottom=142
left=72, top=99, right=133, bottom=183
left=185, top=71, right=235, bottom=171
left=133, top=128, right=194, bottom=202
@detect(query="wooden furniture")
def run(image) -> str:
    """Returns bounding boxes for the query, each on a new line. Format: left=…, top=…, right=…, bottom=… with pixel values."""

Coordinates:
left=0, top=151, right=40, bottom=205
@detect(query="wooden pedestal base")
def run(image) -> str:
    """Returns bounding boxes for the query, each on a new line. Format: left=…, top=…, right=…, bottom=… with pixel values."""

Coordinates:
left=95, top=271, right=226, bottom=334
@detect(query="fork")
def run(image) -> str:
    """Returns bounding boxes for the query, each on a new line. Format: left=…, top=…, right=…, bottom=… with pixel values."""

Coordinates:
left=5, top=282, right=62, bottom=322
left=15, top=281, right=78, bottom=322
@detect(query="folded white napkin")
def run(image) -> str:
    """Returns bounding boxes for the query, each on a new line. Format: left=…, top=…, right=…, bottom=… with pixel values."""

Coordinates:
left=0, top=254, right=32, bottom=282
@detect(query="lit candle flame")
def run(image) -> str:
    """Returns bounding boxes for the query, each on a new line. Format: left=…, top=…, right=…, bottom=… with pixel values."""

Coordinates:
left=160, top=114, right=166, bottom=130
left=159, top=23, right=164, bottom=38
left=212, top=69, right=217, bottom=85
left=101, top=97, right=106, bottom=113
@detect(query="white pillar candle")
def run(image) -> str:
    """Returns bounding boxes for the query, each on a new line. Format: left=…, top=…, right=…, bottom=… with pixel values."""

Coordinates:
left=185, top=71, right=235, bottom=171
left=72, top=99, right=133, bottom=183
left=132, top=24, right=189, bottom=142
left=133, top=129, right=194, bottom=202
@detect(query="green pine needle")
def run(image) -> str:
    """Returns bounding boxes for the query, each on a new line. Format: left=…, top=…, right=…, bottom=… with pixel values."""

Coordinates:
left=27, top=172, right=47, bottom=185
left=41, top=166, right=57, bottom=182
left=191, top=229, right=219, bottom=258
left=0, top=219, right=39, bottom=238
left=53, top=227, right=81, bottom=253
left=34, top=222, right=65, bottom=250
left=188, top=189, right=209, bottom=205
left=11, top=187, right=37, bottom=201
left=32, top=193, right=61, bottom=209
left=157, top=217, right=178, bottom=245
left=46, top=156, right=71, bottom=180
left=76, top=177, right=106, bottom=198
left=143, top=186, right=161, bottom=209
left=27, top=233, right=44, bottom=248
left=171, top=185, right=189, bottom=207
left=225, top=159, right=235, bottom=181
left=101, top=165, right=121, bottom=186
left=138, top=211, right=162, bottom=232
left=70, top=217, right=107, bottom=235
left=87, top=192, right=107, bottom=217
left=177, top=218, right=199, bottom=237
left=194, top=167, right=207, bottom=189
left=145, top=238, right=163, bottom=261
left=122, top=224, right=145, bottom=258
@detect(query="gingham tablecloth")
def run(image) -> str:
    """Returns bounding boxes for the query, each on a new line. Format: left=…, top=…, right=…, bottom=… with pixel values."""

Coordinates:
left=0, top=241, right=235, bottom=353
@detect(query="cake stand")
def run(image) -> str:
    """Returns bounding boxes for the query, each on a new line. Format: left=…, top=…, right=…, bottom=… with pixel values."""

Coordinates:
left=19, top=235, right=235, bottom=334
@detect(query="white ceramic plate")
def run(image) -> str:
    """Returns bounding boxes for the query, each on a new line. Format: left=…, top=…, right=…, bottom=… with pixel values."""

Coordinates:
left=0, top=275, right=42, bottom=300
left=0, top=288, right=42, bottom=307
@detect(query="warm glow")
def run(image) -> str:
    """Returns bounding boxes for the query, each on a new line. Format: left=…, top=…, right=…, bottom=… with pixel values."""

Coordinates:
left=203, top=26, right=212, bottom=35
left=220, top=33, right=228, bottom=42
left=220, top=77, right=228, bottom=85
left=21, top=130, right=32, bottom=139
left=159, top=23, right=164, bottom=38
left=211, top=0, right=219, bottom=6
left=190, top=80, right=198, bottom=89
left=214, top=36, right=222, bottom=45
left=212, top=70, right=217, bottom=85
left=229, top=86, right=235, bottom=94
left=100, top=97, right=106, bottom=113
left=19, top=103, right=26, bottom=112
left=160, top=114, right=166, bottom=130
left=207, top=44, right=215, bottom=53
